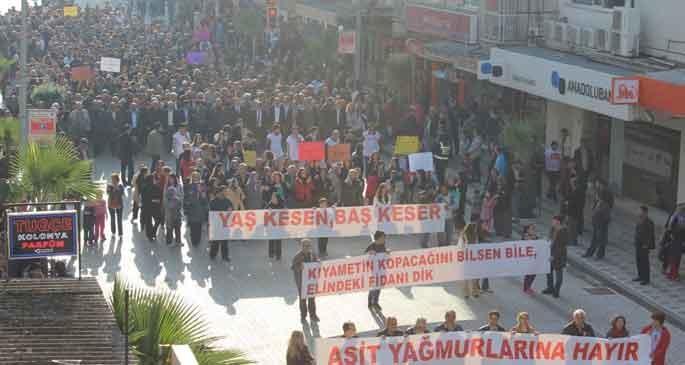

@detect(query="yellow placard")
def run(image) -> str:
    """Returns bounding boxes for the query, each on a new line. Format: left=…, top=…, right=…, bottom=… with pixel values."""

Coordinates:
left=394, top=136, right=420, bottom=155
left=244, top=150, right=257, bottom=167
left=63, top=6, right=78, bottom=17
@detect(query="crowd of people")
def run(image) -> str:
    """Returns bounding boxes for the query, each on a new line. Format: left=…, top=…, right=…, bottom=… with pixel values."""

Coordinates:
left=0, top=2, right=680, bottom=364
left=286, top=308, right=672, bottom=365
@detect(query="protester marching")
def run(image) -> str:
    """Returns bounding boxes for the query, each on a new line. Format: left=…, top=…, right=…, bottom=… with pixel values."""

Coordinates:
left=0, top=1, right=681, bottom=365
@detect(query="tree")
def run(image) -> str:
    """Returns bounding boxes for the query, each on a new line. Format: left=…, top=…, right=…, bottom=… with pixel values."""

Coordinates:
left=8, top=135, right=97, bottom=202
left=30, top=83, right=65, bottom=108
left=0, top=117, right=20, bottom=147
left=235, top=9, right=264, bottom=62
left=302, top=26, right=339, bottom=75
left=384, top=53, right=411, bottom=105
left=109, top=276, right=254, bottom=365
left=501, top=115, right=545, bottom=164
left=0, top=57, right=16, bottom=91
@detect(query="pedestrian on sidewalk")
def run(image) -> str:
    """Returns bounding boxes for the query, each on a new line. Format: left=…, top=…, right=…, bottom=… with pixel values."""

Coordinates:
left=106, top=173, right=124, bottom=237
left=316, top=198, right=333, bottom=257
left=163, top=175, right=183, bottom=247
left=562, top=308, right=596, bottom=337
left=543, top=215, right=567, bottom=298
left=366, top=230, right=388, bottom=311
left=544, top=141, right=562, bottom=202
left=665, top=205, right=685, bottom=281
left=291, top=239, right=319, bottom=322
left=208, top=186, right=233, bottom=260
left=459, top=223, right=480, bottom=298
left=583, top=191, right=612, bottom=259
left=641, top=311, right=671, bottom=365
left=633, top=206, right=655, bottom=285
left=141, top=174, right=163, bottom=242
left=130, top=165, right=148, bottom=222
left=93, top=191, right=107, bottom=242
left=522, top=223, right=539, bottom=294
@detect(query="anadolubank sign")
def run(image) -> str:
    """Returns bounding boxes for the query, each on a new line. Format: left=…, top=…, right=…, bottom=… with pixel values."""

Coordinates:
left=485, top=47, right=638, bottom=121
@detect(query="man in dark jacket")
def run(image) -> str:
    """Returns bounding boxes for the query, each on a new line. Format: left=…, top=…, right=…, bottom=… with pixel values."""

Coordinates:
left=543, top=215, right=568, bottom=298
left=634, top=206, right=655, bottom=285
left=562, top=308, right=596, bottom=337
left=583, top=193, right=612, bottom=259
left=341, top=168, right=364, bottom=206
left=291, top=239, right=319, bottom=322
left=478, top=310, right=506, bottom=332
left=366, top=230, right=387, bottom=311
left=118, top=124, right=137, bottom=186
left=209, top=186, right=233, bottom=261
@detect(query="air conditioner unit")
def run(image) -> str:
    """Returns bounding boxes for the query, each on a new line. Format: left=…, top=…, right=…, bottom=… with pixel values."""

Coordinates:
left=580, top=27, right=594, bottom=48
left=593, top=28, right=609, bottom=51
left=612, top=7, right=641, bottom=35
left=610, top=32, right=640, bottom=57
left=566, top=24, right=580, bottom=46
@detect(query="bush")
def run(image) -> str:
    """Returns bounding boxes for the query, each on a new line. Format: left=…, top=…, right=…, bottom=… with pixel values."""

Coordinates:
left=0, top=117, right=20, bottom=147
left=30, top=83, right=65, bottom=108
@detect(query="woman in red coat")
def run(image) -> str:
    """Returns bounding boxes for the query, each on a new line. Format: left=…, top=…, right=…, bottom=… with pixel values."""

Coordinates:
left=641, top=311, right=671, bottom=365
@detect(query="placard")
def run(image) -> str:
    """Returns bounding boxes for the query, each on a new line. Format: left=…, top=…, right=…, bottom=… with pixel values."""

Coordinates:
left=70, top=65, right=94, bottom=81
left=299, top=141, right=326, bottom=161
left=7, top=210, right=79, bottom=259
left=193, top=29, right=211, bottom=42
left=185, top=52, right=208, bottom=65
left=244, top=150, right=257, bottom=167
left=409, top=152, right=434, bottom=172
left=302, top=240, right=550, bottom=298
left=100, top=57, right=121, bottom=73
left=209, top=204, right=445, bottom=241
left=63, top=6, right=78, bottom=17
left=316, top=333, right=649, bottom=365
left=394, top=136, right=420, bottom=155
left=327, top=143, right=351, bottom=161
left=338, top=31, right=356, bottom=54
left=27, top=109, right=57, bottom=145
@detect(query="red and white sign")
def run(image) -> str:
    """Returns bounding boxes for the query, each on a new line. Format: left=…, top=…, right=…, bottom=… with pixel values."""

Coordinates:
left=611, top=78, right=640, bottom=104
left=208, top=204, right=445, bottom=241
left=302, top=240, right=550, bottom=298
left=405, top=5, right=476, bottom=43
left=338, top=31, right=356, bottom=54
left=316, top=332, right=650, bottom=365
left=27, top=109, right=57, bottom=145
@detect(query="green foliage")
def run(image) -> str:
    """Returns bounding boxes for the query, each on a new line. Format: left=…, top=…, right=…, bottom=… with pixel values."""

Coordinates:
left=384, top=53, right=411, bottom=104
left=302, top=27, right=338, bottom=69
left=502, top=115, right=545, bottom=163
left=0, top=57, right=16, bottom=79
left=30, top=83, right=65, bottom=107
left=0, top=117, right=20, bottom=147
left=8, top=135, right=97, bottom=202
left=110, top=276, right=255, bottom=365
left=235, top=9, right=264, bottom=37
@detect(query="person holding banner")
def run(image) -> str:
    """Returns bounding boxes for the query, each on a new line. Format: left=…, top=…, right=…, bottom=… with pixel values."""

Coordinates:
left=291, top=239, right=319, bottom=322
left=562, top=309, right=596, bottom=337
left=365, top=230, right=387, bottom=311
left=286, top=330, right=314, bottom=365
left=511, top=311, right=538, bottom=334
left=434, top=310, right=464, bottom=332
left=266, top=191, right=285, bottom=260
left=459, top=224, right=480, bottom=298
left=316, top=198, right=332, bottom=257
left=641, top=311, right=671, bottom=365
left=340, top=321, right=358, bottom=338
left=544, top=215, right=568, bottom=298
left=478, top=310, right=506, bottom=332
left=405, top=318, right=429, bottom=335
left=377, top=316, right=404, bottom=337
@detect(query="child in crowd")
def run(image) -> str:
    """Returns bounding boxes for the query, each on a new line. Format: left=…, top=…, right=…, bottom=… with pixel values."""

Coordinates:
left=93, top=191, right=107, bottom=242
left=82, top=199, right=96, bottom=246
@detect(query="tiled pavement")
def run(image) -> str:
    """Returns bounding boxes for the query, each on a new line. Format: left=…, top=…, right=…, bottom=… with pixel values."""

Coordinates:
left=524, top=194, right=685, bottom=328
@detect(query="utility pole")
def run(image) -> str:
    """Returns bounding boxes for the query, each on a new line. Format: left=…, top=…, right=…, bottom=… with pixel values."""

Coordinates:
left=19, top=0, right=29, bottom=144
left=354, top=2, right=362, bottom=90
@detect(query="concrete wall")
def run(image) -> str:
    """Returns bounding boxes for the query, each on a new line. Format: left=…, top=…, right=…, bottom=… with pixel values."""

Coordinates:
left=635, top=0, right=685, bottom=64
left=653, top=116, right=685, bottom=204
left=545, top=100, right=587, bottom=148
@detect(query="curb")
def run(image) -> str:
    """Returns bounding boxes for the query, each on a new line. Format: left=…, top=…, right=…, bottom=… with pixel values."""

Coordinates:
left=566, top=253, right=685, bottom=332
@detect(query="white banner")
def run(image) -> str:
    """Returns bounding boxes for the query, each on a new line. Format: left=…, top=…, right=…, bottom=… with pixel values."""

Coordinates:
left=301, top=240, right=550, bottom=298
left=208, top=204, right=446, bottom=241
left=100, top=57, right=121, bottom=73
left=316, top=332, right=649, bottom=365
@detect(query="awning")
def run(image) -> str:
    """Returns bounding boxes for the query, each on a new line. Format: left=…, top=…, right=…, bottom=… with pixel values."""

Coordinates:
left=406, top=39, right=484, bottom=74
left=636, top=69, right=685, bottom=117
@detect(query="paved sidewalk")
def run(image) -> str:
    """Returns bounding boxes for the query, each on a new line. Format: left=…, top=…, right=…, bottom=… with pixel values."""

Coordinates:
left=522, top=194, right=685, bottom=329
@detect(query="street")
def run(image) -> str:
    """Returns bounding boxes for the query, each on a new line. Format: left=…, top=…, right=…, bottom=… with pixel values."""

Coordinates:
left=83, top=155, right=685, bottom=365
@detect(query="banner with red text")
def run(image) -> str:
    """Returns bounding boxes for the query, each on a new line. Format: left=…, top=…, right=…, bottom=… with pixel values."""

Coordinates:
left=302, top=240, right=550, bottom=298
left=316, top=332, right=649, bottom=365
left=208, top=204, right=445, bottom=241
